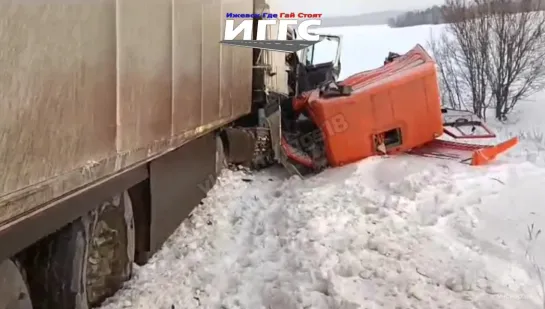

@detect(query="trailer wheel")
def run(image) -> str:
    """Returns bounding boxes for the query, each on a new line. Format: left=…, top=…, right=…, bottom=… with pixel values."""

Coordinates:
left=0, top=259, right=33, bottom=309
left=25, top=191, right=135, bottom=309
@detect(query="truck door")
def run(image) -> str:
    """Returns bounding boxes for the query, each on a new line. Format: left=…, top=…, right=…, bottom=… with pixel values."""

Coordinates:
left=299, top=34, right=342, bottom=89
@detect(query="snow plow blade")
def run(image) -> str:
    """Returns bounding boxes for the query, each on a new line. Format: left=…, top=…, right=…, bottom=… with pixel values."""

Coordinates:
left=409, top=137, right=519, bottom=166
left=470, top=137, right=519, bottom=165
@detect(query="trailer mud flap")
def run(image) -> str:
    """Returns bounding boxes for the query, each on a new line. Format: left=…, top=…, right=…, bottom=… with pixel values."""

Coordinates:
left=408, top=137, right=518, bottom=165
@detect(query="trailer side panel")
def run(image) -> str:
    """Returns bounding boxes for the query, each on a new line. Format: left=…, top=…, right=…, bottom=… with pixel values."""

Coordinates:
left=0, top=0, right=252, bottom=232
left=116, top=0, right=173, bottom=152
left=0, top=2, right=118, bottom=224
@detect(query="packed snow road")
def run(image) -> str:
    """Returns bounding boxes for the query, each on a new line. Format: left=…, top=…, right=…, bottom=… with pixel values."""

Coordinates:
left=100, top=24, right=545, bottom=309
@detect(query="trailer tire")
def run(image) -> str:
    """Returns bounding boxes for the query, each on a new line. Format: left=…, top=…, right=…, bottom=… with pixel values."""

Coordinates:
left=25, top=191, right=135, bottom=309
left=0, top=259, right=33, bottom=309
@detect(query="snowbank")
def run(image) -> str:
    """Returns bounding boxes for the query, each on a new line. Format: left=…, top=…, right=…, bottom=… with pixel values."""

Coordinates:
left=100, top=158, right=545, bottom=309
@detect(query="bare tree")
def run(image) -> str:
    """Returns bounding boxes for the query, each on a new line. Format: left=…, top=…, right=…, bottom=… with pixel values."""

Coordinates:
left=428, top=31, right=468, bottom=111
left=429, top=0, right=492, bottom=119
left=485, top=0, right=545, bottom=120
left=429, top=0, right=545, bottom=120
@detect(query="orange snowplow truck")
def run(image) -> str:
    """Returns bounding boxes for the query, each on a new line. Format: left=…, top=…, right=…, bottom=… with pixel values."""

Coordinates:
left=276, top=43, right=518, bottom=174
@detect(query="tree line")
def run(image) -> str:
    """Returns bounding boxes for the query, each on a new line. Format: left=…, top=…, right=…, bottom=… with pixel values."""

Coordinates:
left=388, top=0, right=545, bottom=27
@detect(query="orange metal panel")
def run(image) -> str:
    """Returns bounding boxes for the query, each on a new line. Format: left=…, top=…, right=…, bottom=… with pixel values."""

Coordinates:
left=309, top=45, right=444, bottom=166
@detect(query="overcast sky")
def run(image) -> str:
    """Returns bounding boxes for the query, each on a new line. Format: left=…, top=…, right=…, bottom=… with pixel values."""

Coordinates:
left=269, top=0, right=446, bottom=16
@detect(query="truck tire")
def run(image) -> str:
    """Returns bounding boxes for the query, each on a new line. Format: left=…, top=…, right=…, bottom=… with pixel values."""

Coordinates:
left=25, top=191, right=135, bottom=309
left=0, top=259, right=33, bottom=309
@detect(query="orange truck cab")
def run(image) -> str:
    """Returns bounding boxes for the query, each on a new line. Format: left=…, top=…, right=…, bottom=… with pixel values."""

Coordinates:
left=307, top=45, right=444, bottom=166
left=280, top=44, right=518, bottom=174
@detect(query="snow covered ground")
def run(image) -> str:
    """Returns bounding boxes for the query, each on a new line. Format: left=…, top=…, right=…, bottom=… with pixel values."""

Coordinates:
left=99, top=24, right=545, bottom=309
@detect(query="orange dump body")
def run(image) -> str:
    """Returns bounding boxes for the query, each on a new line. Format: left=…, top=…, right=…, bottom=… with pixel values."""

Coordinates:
left=307, top=44, right=444, bottom=167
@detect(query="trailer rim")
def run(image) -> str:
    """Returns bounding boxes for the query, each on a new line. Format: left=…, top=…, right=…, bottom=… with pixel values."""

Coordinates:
left=86, top=191, right=135, bottom=306
left=22, top=190, right=135, bottom=309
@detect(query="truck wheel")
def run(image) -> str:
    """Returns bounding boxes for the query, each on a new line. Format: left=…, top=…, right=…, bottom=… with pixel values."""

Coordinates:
left=0, top=259, right=33, bottom=309
left=26, top=191, right=135, bottom=309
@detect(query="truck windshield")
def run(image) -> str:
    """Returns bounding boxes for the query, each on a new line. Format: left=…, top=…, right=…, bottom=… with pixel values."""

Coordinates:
left=305, top=36, right=339, bottom=66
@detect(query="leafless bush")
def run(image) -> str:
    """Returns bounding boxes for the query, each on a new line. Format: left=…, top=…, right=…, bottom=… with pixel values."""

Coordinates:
left=429, top=0, right=545, bottom=121
left=487, top=0, right=545, bottom=119
left=429, top=0, right=493, bottom=119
